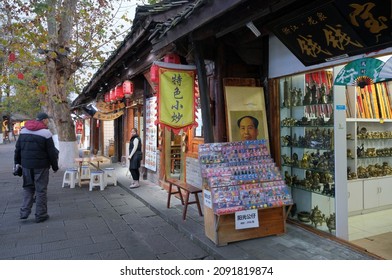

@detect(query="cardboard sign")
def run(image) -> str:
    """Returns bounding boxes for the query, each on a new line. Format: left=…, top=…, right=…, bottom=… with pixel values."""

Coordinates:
left=235, top=209, right=259, bottom=230
left=203, top=189, right=212, bottom=209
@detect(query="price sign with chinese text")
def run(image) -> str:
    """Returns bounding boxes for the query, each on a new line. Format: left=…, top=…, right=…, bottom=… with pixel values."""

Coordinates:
left=235, top=209, right=259, bottom=230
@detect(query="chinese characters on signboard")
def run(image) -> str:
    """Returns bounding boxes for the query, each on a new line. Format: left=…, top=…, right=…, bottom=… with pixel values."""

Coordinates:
left=270, top=0, right=391, bottom=66
left=235, top=209, right=259, bottom=230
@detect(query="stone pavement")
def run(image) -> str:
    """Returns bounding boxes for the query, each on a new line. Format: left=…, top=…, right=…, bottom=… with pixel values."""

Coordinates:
left=0, top=141, right=381, bottom=260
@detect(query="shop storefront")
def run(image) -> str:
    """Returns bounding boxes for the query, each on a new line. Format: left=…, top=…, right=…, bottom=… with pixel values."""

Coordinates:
left=267, top=0, right=392, bottom=243
left=71, top=0, right=392, bottom=254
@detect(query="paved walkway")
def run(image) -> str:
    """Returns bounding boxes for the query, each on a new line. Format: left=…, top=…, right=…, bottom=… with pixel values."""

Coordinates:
left=0, top=142, right=381, bottom=260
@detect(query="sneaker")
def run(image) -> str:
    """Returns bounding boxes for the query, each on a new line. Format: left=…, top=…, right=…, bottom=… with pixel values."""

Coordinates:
left=35, top=215, right=49, bottom=223
left=129, top=183, right=139, bottom=189
left=20, top=214, right=29, bottom=220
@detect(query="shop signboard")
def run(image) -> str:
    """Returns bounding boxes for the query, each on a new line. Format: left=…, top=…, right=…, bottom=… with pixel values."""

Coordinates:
left=155, top=62, right=197, bottom=133
left=269, top=0, right=391, bottom=66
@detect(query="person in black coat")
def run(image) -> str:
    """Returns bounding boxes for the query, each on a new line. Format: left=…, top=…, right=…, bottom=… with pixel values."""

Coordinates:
left=128, top=128, right=142, bottom=188
left=14, top=112, right=59, bottom=223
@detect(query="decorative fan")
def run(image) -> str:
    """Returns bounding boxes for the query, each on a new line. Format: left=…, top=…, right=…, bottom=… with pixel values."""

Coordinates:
left=377, top=56, right=392, bottom=81
left=334, top=57, right=385, bottom=88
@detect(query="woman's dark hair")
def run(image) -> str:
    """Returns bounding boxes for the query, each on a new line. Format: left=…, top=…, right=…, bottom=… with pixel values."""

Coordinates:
left=237, top=116, right=259, bottom=129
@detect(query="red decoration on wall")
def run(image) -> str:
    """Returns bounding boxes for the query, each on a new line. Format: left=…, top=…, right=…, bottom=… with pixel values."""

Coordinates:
left=115, top=85, right=124, bottom=100
left=122, top=80, right=134, bottom=98
left=9, top=53, right=16, bottom=62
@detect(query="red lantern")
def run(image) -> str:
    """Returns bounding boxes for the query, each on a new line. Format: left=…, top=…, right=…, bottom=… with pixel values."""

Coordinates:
left=9, top=52, right=16, bottom=62
left=164, top=53, right=180, bottom=64
left=122, top=80, right=134, bottom=98
left=150, top=64, right=159, bottom=84
left=17, top=72, right=24, bottom=80
left=104, top=92, right=110, bottom=103
left=109, top=89, right=116, bottom=102
left=115, top=85, right=124, bottom=100
left=39, top=85, right=46, bottom=93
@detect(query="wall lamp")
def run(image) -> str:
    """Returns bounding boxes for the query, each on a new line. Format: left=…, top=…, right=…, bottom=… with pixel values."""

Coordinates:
left=246, top=21, right=261, bottom=37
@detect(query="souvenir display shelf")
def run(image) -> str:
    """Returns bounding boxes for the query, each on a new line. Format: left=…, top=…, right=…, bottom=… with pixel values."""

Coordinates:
left=199, top=140, right=293, bottom=246
left=345, top=82, right=392, bottom=214
left=279, top=70, right=336, bottom=234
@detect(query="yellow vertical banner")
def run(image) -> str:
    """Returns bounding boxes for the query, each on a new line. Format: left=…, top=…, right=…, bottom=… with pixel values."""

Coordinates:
left=156, top=62, right=197, bottom=132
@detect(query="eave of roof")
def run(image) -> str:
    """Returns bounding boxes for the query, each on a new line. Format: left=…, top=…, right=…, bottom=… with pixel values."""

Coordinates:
left=72, top=0, right=199, bottom=109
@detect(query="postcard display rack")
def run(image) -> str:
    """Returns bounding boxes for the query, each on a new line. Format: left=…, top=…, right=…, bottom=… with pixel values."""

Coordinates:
left=280, top=70, right=336, bottom=234
left=199, top=140, right=293, bottom=246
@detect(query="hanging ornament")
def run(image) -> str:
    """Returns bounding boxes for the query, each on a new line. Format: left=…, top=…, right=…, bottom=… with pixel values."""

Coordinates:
left=9, top=52, right=16, bottom=62
left=122, top=80, right=134, bottom=98
left=38, top=85, right=46, bottom=93
left=150, top=64, right=159, bottom=84
left=104, top=92, right=110, bottom=103
left=115, top=85, right=124, bottom=100
left=17, top=72, right=24, bottom=80
left=109, top=89, right=116, bottom=103
left=163, top=53, right=180, bottom=64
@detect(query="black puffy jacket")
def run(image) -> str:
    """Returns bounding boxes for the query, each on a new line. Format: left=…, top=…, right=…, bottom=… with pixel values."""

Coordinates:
left=14, top=120, right=59, bottom=171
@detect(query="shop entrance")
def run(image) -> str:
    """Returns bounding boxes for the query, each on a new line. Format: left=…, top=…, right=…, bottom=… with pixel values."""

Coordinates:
left=165, top=129, right=183, bottom=180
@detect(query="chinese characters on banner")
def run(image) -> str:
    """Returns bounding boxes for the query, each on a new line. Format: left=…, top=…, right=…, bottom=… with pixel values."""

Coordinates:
left=145, top=96, right=158, bottom=171
left=155, top=62, right=197, bottom=133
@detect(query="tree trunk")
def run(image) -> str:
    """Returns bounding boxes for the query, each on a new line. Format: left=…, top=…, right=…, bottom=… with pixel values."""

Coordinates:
left=43, top=0, right=79, bottom=169
left=45, top=50, right=78, bottom=169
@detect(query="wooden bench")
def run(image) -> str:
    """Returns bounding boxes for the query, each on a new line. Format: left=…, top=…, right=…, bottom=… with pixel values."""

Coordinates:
left=166, top=178, right=203, bottom=220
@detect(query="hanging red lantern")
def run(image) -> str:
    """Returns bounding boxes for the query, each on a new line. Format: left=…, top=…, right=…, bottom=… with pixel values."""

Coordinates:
left=150, top=64, right=159, bottom=84
left=104, top=92, right=110, bottom=103
left=164, top=53, right=180, bottom=64
left=115, top=85, right=124, bottom=100
left=38, top=85, right=46, bottom=93
left=17, top=72, right=24, bottom=80
left=122, top=80, right=134, bottom=98
left=109, top=89, right=116, bottom=102
left=9, top=52, right=16, bottom=62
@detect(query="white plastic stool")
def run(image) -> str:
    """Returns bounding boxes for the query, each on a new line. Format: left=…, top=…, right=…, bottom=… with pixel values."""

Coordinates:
left=89, top=170, right=105, bottom=191
left=104, top=167, right=117, bottom=186
left=80, top=165, right=91, bottom=180
left=62, top=168, right=78, bottom=188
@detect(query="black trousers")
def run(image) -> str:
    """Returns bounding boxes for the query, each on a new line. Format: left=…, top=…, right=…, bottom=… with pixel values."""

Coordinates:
left=130, top=169, right=140, bottom=181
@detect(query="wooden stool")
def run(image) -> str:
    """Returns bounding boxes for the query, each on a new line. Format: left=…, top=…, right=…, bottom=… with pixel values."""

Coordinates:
left=62, top=169, right=78, bottom=189
left=89, top=171, right=105, bottom=191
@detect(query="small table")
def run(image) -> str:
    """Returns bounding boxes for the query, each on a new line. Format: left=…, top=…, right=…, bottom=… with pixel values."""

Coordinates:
left=74, top=156, right=105, bottom=186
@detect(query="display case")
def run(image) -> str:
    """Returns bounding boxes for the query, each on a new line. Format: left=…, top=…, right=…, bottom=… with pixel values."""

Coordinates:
left=279, top=70, right=336, bottom=234
left=346, top=82, right=392, bottom=214
left=170, top=145, right=181, bottom=173
left=199, top=140, right=293, bottom=246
